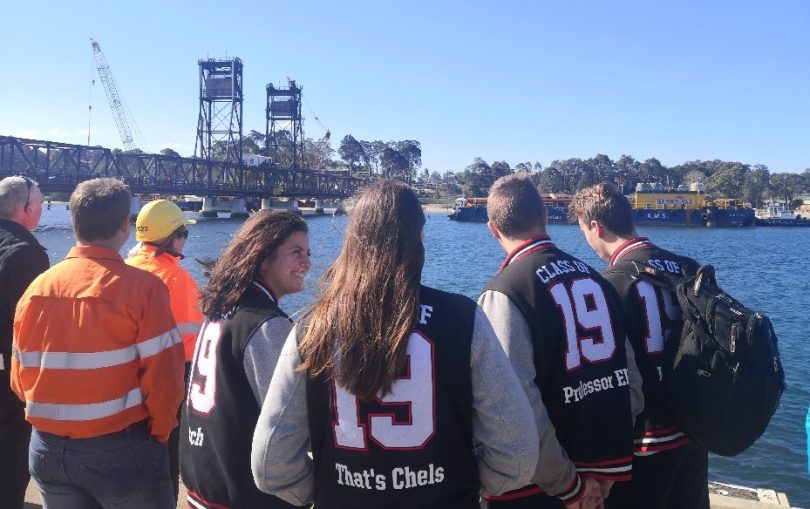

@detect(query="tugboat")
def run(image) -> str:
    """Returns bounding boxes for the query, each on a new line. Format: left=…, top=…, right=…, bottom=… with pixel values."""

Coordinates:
left=755, top=202, right=810, bottom=227
left=448, top=197, right=488, bottom=222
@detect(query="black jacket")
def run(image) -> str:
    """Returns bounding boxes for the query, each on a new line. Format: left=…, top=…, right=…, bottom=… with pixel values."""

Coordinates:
left=0, top=218, right=48, bottom=412
left=602, top=237, right=700, bottom=454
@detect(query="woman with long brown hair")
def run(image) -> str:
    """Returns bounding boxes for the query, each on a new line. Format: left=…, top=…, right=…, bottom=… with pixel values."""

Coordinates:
left=181, top=210, right=310, bottom=509
left=252, top=180, right=539, bottom=508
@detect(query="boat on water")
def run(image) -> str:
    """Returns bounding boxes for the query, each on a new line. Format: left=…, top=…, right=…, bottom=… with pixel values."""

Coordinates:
left=755, top=202, right=810, bottom=227
left=543, top=193, right=573, bottom=224
left=629, top=183, right=755, bottom=227
left=448, top=195, right=573, bottom=223
left=175, top=195, right=203, bottom=211
left=448, top=184, right=756, bottom=228
left=448, top=197, right=488, bottom=222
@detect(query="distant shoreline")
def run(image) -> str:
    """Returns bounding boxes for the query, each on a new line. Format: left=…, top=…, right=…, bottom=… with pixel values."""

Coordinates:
left=423, top=203, right=452, bottom=213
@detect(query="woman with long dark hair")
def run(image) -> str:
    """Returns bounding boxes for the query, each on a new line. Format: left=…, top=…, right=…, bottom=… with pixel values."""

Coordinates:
left=181, top=211, right=310, bottom=509
left=252, top=180, right=539, bottom=508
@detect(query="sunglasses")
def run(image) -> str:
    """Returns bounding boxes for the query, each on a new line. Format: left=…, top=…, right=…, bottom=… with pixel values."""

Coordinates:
left=19, top=176, right=35, bottom=207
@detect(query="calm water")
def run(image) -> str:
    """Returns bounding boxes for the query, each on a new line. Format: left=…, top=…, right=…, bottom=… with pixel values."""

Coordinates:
left=35, top=205, right=810, bottom=506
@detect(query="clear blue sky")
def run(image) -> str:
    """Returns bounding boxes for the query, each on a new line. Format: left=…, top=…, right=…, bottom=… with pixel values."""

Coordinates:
left=2, top=0, right=808, bottom=174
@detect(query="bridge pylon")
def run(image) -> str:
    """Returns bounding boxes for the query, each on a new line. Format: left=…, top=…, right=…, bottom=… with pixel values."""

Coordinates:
left=195, top=58, right=244, bottom=165
left=266, top=79, right=303, bottom=170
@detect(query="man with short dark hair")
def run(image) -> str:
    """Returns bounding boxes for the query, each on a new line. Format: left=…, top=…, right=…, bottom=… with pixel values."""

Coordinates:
left=11, top=177, right=185, bottom=508
left=480, top=174, right=641, bottom=509
left=569, top=182, right=709, bottom=509
left=0, top=176, right=49, bottom=509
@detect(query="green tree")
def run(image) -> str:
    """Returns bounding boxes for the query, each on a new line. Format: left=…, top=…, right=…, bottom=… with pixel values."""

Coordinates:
left=380, top=147, right=411, bottom=181
left=538, top=167, right=566, bottom=193
left=587, top=154, right=615, bottom=183
left=682, top=170, right=706, bottom=186
left=242, top=136, right=261, bottom=155
left=742, top=165, right=770, bottom=206
left=639, top=158, right=668, bottom=185
left=301, top=135, right=334, bottom=170
left=705, top=163, right=748, bottom=198
left=462, top=157, right=493, bottom=197
left=247, top=130, right=266, bottom=154
left=392, top=140, right=422, bottom=174
left=338, top=135, right=366, bottom=172
left=360, top=140, right=386, bottom=174
left=615, top=155, right=640, bottom=192
left=160, top=147, right=181, bottom=157
left=490, top=160, right=512, bottom=179
left=768, top=172, right=804, bottom=203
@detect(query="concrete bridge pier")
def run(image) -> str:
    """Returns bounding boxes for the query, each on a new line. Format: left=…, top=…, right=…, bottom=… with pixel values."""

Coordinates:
left=324, top=199, right=345, bottom=216
left=129, top=197, right=141, bottom=222
left=287, top=198, right=302, bottom=216
left=200, top=197, right=218, bottom=218
left=230, top=198, right=249, bottom=219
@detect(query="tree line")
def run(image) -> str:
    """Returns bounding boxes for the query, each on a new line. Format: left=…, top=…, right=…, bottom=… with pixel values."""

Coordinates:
left=150, top=134, right=809, bottom=207
left=422, top=155, right=810, bottom=207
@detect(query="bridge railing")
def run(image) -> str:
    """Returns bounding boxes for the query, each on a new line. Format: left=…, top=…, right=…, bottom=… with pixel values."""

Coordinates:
left=0, top=135, right=365, bottom=198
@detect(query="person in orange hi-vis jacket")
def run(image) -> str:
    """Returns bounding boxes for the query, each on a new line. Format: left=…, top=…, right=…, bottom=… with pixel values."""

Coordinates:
left=126, top=199, right=203, bottom=504
left=11, top=178, right=184, bottom=509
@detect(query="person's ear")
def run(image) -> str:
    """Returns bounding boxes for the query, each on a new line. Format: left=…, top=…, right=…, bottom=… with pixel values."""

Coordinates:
left=589, top=220, right=605, bottom=238
left=487, top=221, right=501, bottom=241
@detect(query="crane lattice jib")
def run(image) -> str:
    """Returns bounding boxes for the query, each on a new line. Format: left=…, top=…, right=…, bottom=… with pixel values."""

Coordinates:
left=91, top=39, right=136, bottom=151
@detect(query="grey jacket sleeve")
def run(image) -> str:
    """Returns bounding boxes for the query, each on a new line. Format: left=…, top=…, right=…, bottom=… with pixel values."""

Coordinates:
left=624, top=338, right=645, bottom=424
left=251, top=325, right=314, bottom=506
left=243, top=317, right=294, bottom=404
left=470, top=306, right=540, bottom=495
left=478, top=290, right=581, bottom=499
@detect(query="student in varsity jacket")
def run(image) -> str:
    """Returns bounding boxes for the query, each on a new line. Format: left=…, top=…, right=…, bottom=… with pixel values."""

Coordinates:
left=180, top=211, right=311, bottom=509
left=251, top=180, right=539, bottom=509
left=568, top=183, right=708, bottom=509
left=479, top=175, right=643, bottom=509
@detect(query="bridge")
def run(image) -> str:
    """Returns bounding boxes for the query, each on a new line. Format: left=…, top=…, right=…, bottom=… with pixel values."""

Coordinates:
left=0, top=136, right=367, bottom=215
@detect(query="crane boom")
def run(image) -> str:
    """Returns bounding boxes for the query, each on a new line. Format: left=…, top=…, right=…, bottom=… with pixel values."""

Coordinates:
left=90, top=38, right=136, bottom=151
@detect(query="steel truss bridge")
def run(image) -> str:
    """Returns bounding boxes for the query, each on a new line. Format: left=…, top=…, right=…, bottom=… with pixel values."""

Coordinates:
left=0, top=136, right=366, bottom=198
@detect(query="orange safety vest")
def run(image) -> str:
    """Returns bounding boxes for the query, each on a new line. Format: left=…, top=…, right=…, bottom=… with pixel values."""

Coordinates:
left=126, top=244, right=203, bottom=361
left=11, top=246, right=185, bottom=442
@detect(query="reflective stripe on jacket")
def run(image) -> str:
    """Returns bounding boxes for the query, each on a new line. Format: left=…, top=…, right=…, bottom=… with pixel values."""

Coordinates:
left=127, top=244, right=203, bottom=361
left=11, top=245, right=185, bottom=442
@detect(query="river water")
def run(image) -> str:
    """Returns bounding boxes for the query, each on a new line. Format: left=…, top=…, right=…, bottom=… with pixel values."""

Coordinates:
left=34, top=205, right=810, bottom=506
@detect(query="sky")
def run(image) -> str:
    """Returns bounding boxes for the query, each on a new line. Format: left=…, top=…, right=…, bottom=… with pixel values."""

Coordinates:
left=2, top=0, right=809, bottom=174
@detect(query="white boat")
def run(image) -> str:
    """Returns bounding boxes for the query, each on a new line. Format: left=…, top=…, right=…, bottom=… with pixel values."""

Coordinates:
left=756, top=202, right=795, bottom=221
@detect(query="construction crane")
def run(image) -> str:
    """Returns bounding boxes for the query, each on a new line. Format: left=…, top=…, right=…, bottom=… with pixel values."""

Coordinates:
left=90, top=38, right=139, bottom=151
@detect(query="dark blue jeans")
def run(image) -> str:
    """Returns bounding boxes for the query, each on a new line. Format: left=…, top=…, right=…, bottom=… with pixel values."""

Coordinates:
left=29, top=421, right=174, bottom=509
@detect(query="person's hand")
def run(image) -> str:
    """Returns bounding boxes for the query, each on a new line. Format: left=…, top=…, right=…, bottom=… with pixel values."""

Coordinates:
left=566, top=476, right=602, bottom=509
left=598, top=480, right=614, bottom=502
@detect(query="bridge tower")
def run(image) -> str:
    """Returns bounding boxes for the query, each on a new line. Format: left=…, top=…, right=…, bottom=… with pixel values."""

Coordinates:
left=266, top=79, right=303, bottom=169
left=195, top=58, right=243, bottom=164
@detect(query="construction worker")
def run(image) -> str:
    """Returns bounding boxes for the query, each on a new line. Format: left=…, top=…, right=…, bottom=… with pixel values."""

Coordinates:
left=11, top=178, right=185, bottom=509
left=127, top=198, right=203, bottom=502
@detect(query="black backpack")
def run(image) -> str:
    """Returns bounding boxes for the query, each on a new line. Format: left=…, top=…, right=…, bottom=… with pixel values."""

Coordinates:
left=610, top=262, right=786, bottom=457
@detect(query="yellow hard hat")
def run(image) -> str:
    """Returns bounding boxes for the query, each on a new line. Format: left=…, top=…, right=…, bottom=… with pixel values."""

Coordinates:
left=135, top=200, right=196, bottom=242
